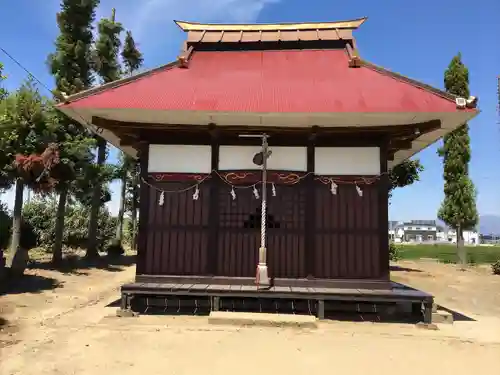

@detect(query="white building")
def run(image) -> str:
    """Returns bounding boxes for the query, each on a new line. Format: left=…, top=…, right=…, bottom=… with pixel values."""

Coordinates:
left=436, top=227, right=479, bottom=245
left=389, top=220, right=479, bottom=245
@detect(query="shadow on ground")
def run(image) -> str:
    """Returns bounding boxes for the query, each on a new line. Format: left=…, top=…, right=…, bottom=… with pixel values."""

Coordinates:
left=0, top=317, right=8, bottom=327
left=438, top=305, right=476, bottom=321
left=106, top=299, right=121, bottom=308
left=106, top=297, right=426, bottom=325
left=0, top=274, right=62, bottom=296
left=28, top=254, right=136, bottom=275
left=390, top=265, right=423, bottom=273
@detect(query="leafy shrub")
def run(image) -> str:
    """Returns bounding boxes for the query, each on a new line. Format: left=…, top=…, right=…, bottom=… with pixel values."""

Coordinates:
left=23, top=197, right=117, bottom=251
left=0, top=202, right=37, bottom=251
left=492, top=260, right=500, bottom=275
left=22, top=198, right=56, bottom=247
left=0, top=202, right=11, bottom=250
left=389, top=242, right=401, bottom=261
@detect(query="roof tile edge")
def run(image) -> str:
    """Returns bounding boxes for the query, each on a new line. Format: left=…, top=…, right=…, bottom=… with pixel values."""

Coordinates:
left=174, top=17, right=368, bottom=32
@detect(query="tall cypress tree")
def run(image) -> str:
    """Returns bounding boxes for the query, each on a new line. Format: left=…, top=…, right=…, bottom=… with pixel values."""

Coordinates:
left=121, top=30, right=144, bottom=76
left=47, top=0, right=100, bottom=264
left=120, top=30, right=143, bottom=250
left=438, top=53, right=478, bottom=267
left=87, top=8, right=123, bottom=258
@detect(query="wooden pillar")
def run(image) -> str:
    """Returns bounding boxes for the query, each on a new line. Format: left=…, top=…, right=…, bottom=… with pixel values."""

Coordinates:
left=378, top=137, right=390, bottom=279
left=136, top=142, right=150, bottom=275
left=305, top=133, right=316, bottom=278
left=207, top=138, right=220, bottom=275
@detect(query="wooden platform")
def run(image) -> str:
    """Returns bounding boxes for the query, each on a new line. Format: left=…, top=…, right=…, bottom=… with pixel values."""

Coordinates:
left=120, top=279, right=434, bottom=323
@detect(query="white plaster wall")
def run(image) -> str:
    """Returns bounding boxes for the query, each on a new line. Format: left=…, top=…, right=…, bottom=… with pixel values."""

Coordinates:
left=314, top=147, right=380, bottom=175
left=148, top=145, right=212, bottom=173
left=218, top=146, right=307, bottom=171
left=446, top=230, right=479, bottom=245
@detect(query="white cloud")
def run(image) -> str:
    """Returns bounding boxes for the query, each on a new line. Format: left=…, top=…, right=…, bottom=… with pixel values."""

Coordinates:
left=129, top=0, right=279, bottom=37
left=92, top=0, right=279, bottom=59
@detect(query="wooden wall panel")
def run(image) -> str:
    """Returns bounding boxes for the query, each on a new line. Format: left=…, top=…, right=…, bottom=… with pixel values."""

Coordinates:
left=313, top=180, right=381, bottom=279
left=143, top=181, right=211, bottom=275
left=215, top=182, right=307, bottom=279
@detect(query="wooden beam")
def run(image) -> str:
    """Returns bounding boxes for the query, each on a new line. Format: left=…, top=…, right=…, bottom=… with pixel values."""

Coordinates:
left=91, top=116, right=441, bottom=136
left=389, top=139, right=412, bottom=150
left=345, top=42, right=360, bottom=67
left=119, top=134, right=140, bottom=147
left=178, top=45, right=194, bottom=68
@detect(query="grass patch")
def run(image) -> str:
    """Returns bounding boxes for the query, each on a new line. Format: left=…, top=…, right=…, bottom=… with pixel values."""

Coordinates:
left=398, top=244, right=500, bottom=264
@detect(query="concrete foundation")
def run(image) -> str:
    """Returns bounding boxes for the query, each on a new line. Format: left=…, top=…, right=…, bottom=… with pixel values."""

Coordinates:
left=208, top=311, right=318, bottom=328
left=432, top=309, right=454, bottom=324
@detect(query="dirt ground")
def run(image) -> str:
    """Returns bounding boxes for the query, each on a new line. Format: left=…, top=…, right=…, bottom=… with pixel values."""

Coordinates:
left=1, top=258, right=500, bottom=375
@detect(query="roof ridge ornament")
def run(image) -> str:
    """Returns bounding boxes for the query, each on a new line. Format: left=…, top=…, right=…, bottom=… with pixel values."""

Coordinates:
left=455, top=96, right=478, bottom=109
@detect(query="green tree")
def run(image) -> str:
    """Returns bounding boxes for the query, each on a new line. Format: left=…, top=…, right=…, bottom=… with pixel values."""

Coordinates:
left=87, top=8, right=123, bottom=257
left=118, top=29, right=143, bottom=250
left=0, top=62, right=7, bottom=100
left=0, top=62, right=10, bottom=189
left=389, top=159, right=424, bottom=199
left=47, top=0, right=100, bottom=264
left=0, top=80, right=55, bottom=275
left=121, top=30, right=144, bottom=76
left=110, top=153, right=133, bottom=254
left=124, top=159, right=140, bottom=249
left=438, top=53, right=478, bottom=266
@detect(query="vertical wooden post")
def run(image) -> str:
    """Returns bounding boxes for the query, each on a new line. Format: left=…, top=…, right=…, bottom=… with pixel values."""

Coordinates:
left=305, top=130, right=316, bottom=278
left=207, top=133, right=220, bottom=275
left=136, top=142, right=149, bottom=275
left=317, top=299, right=325, bottom=319
left=378, top=137, right=390, bottom=279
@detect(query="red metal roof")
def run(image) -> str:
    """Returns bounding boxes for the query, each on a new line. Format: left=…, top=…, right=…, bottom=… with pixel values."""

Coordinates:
left=65, top=49, right=461, bottom=113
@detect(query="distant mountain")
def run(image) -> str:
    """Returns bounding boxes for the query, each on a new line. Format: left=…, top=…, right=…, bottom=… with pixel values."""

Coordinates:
left=434, top=216, right=500, bottom=235
left=479, top=215, right=500, bottom=235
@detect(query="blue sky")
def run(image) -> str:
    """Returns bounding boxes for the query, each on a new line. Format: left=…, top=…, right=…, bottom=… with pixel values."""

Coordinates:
left=0, top=0, right=499, bottom=221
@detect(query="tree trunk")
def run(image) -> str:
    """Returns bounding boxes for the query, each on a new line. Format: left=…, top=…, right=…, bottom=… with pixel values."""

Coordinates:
left=457, top=224, right=466, bottom=269
left=52, top=186, right=68, bottom=265
left=86, top=137, right=106, bottom=258
left=115, top=174, right=126, bottom=243
left=6, top=179, right=27, bottom=276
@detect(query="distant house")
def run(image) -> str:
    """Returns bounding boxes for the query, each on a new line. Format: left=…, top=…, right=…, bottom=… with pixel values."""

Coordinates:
left=401, top=220, right=438, bottom=242
left=478, top=234, right=500, bottom=245
left=389, top=220, right=479, bottom=245
left=437, top=227, right=479, bottom=245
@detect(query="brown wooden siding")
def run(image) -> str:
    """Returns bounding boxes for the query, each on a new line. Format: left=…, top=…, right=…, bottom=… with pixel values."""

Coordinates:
left=145, top=181, right=211, bottom=275
left=267, top=184, right=307, bottom=278
left=141, top=174, right=384, bottom=280
left=216, top=186, right=260, bottom=277
left=313, top=181, right=381, bottom=279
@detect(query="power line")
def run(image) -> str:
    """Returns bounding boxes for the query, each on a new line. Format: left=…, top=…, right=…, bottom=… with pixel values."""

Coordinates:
left=1, top=45, right=499, bottom=182
left=0, top=46, right=54, bottom=96
left=0, top=45, right=99, bottom=134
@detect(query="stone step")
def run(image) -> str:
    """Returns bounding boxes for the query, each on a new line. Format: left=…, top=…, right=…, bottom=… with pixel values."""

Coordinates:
left=208, top=311, right=318, bottom=328
left=432, top=309, right=454, bottom=324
